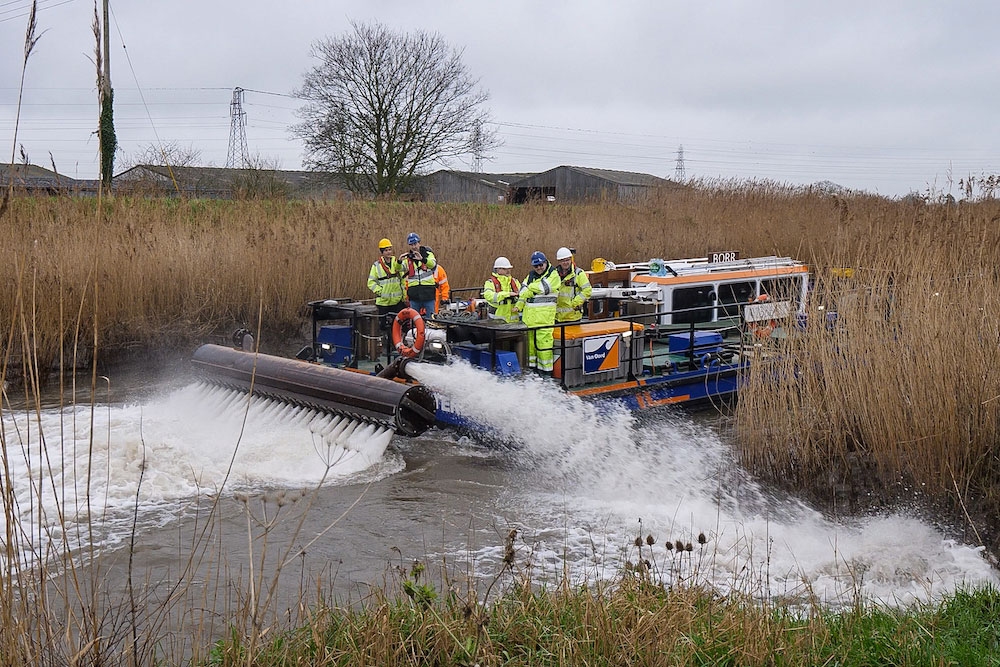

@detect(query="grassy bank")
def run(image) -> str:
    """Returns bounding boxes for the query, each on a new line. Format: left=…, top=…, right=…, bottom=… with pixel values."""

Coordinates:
left=212, top=576, right=1000, bottom=666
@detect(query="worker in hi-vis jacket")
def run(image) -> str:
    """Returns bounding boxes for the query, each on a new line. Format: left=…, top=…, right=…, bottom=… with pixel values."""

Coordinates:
left=514, top=251, right=560, bottom=373
left=368, top=237, right=405, bottom=359
left=554, top=246, right=592, bottom=322
left=483, top=256, right=521, bottom=323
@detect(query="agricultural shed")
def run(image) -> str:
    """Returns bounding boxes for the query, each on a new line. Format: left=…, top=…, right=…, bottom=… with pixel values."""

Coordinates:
left=509, top=166, right=679, bottom=204
left=415, top=170, right=536, bottom=203
left=112, top=165, right=350, bottom=199
left=1, top=163, right=97, bottom=196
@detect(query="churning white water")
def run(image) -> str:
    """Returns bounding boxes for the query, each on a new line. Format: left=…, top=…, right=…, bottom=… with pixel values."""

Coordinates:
left=410, top=360, right=999, bottom=608
left=0, top=382, right=399, bottom=565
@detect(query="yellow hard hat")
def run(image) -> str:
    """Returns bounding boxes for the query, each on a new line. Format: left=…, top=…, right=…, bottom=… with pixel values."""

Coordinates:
left=378, top=238, right=392, bottom=249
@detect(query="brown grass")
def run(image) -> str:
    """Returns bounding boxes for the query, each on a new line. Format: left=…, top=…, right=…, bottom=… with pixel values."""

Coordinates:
left=733, top=194, right=1000, bottom=549
left=1, top=183, right=873, bottom=362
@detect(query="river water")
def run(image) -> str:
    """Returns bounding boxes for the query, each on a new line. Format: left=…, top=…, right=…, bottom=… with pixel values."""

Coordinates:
left=2, top=358, right=997, bottom=621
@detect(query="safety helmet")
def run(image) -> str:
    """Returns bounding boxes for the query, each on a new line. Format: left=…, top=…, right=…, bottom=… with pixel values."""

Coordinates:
left=407, top=232, right=420, bottom=245
left=555, top=246, right=573, bottom=260
left=493, top=256, right=512, bottom=269
left=530, top=251, right=547, bottom=266
left=378, top=238, right=392, bottom=249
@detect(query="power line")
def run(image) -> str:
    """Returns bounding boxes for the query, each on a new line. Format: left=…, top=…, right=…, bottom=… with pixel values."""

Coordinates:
left=0, top=0, right=78, bottom=23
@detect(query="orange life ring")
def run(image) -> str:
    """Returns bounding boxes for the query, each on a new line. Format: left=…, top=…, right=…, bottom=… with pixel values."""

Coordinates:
left=747, top=294, right=776, bottom=338
left=391, top=307, right=426, bottom=358
left=748, top=320, right=775, bottom=338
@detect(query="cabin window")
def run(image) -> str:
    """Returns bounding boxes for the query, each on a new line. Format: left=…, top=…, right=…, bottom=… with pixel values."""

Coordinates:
left=717, top=281, right=754, bottom=318
left=672, top=286, right=714, bottom=324
left=761, top=277, right=801, bottom=306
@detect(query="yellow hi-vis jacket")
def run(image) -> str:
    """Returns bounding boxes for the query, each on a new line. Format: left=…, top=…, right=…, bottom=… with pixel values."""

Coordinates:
left=556, top=263, right=593, bottom=322
left=367, top=256, right=405, bottom=306
left=402, top=246, right=438, bottom=300
left=516, top=265, right=560, bottom=323
left=517, top=264, right=560, bottom=372
left=482, top=273, right=521, bottom=322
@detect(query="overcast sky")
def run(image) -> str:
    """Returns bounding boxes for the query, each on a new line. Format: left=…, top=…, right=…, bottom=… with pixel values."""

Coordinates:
left=2, top=0, right=997, bottom=197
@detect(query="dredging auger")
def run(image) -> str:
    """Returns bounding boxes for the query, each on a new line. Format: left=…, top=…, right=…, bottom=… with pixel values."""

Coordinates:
left=191, top=344, right=437, bottom=437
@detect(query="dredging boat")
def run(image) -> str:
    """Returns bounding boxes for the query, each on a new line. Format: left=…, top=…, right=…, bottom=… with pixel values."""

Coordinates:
left=192, top=252, right=810, bottom=435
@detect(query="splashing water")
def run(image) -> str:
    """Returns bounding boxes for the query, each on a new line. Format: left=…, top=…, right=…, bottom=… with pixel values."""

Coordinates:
left=0, top=382, right=399, bottom=565
left=411, top=360, right=999, bottom=607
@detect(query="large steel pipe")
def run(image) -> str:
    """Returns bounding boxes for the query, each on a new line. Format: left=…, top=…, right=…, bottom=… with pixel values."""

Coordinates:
left=191, top=344, right=437, bottom=436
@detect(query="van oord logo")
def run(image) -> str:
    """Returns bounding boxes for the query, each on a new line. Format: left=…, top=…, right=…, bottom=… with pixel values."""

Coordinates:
left=583, top=334, right=620, bottom=374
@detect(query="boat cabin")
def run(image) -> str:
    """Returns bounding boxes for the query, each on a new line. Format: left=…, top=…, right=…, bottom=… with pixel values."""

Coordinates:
left=588, top=254, right=809, bottom=329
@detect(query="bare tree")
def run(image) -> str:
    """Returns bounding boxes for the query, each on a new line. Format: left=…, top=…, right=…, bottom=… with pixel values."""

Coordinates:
left=119, top=141, right=202, bottom=171
left=293, top=21, right=499, bottom=196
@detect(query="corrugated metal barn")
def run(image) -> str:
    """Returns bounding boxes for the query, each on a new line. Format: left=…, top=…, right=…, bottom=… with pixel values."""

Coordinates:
left=509, top=165, right=678, bottom=204
left=417, top=170, right=532, bottom=203
left=113, top=165, right=349, bottom=199
left=2, top=163, right=97, bottom=195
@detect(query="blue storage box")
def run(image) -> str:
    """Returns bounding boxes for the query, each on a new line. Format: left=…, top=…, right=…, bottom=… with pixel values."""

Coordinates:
left=317, top=325, right=353, bottom=364
left=454, top=345, right=521, bottom=375
left=494, top=350, right=520, bottom=375
left=668, top=331, right=722, bottom=354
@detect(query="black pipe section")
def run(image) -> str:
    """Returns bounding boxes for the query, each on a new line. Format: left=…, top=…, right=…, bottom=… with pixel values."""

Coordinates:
left=191, top=344, right=437, bottom=437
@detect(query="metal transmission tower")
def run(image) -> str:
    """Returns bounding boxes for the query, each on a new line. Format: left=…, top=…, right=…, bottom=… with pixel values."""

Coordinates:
left=471, top=123, right=484, bottom=172
left=674, top=144, right=686, bottom=182
left=226, top=87, right=249, bottom=168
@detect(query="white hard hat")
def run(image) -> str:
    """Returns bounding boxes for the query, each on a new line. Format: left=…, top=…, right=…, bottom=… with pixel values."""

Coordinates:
left=493, top=256, right=512, bottom=269
left=555, top=247, right=573, bottom=260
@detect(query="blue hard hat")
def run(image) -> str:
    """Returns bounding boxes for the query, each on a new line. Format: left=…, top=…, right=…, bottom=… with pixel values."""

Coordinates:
left=407, top=232, right=420, bottom=245
left=530, top=251, right=547, bottom=266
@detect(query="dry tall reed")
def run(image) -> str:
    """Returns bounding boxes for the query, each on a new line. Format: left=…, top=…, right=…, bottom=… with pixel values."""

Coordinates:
left=1, top=185, right=858, bottom=366
left=735, top=196, right=1000, bottom=541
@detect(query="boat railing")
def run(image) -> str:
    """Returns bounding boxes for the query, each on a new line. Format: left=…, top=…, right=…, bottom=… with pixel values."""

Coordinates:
left=437, top=301, right=745, bottom=389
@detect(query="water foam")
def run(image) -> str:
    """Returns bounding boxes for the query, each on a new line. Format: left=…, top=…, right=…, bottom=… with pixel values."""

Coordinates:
left=1, top=382, right=400, bottom=564
left=412, top=360, right=998, bottom=607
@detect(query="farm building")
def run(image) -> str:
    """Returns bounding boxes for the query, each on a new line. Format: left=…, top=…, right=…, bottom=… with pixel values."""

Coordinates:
left=112, top=165, right=350, bottom=199
left=416, top=170, right=533, bottom=203
left=1, top=163, right=98, bottom=195
left=508, top=166, right=678, bottom=204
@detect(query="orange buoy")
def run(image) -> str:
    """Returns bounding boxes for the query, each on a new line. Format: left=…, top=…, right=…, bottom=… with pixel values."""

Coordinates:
left=391, top=308, right=426, bottom=358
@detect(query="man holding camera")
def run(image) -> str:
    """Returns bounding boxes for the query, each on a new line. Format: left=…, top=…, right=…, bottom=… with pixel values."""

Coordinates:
left=400, top=232, right=438, bottom=316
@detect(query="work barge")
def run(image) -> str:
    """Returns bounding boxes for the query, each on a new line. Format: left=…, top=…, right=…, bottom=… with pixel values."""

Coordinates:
left=193, top=253, right=811, bottom=435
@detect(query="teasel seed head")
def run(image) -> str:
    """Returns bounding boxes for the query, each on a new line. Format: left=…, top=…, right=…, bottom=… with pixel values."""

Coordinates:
left=634, top=536, right=642, bottom=547
left=675, top=539, right=685, bottom=552
left=646, top=534, right=655, bottom=546
left=698, top=532, right=707, bottom=545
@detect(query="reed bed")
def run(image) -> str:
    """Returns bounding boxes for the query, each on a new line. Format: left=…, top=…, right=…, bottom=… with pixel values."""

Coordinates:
left=735, top=197, right=1000, bottom=545
left=2, top=183, right=871, bottom=363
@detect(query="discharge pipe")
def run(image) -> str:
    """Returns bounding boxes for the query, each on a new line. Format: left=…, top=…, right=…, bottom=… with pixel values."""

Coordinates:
left=191, top=344, right=437, bottom=436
